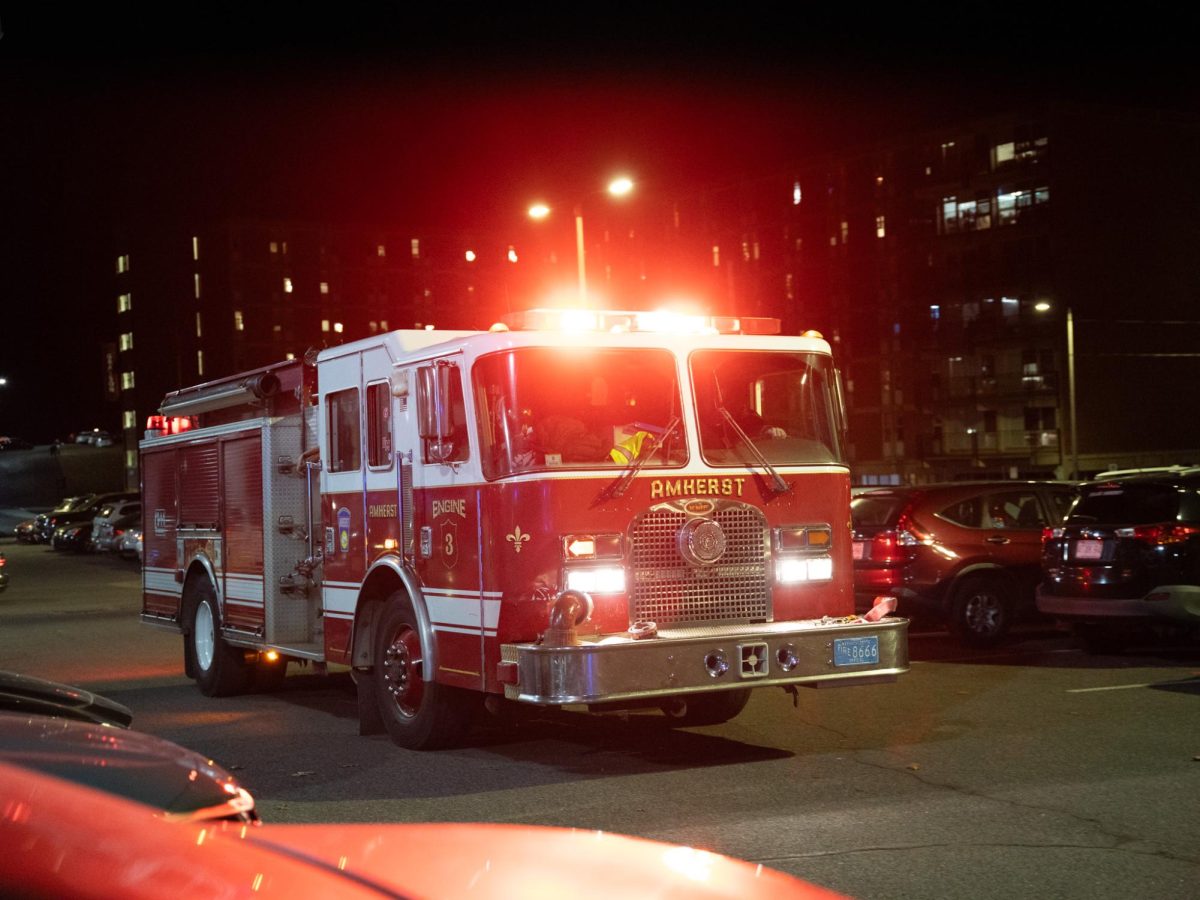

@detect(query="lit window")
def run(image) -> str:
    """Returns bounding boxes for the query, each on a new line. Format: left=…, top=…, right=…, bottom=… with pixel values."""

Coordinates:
left=194, top=274, right=201, bottom=299
left=195, top=312, right=202, bottom=338
left=123, top=410, right=136, bottom=429
left=118, top=293, right=132, bottom=313
left=197, top=350, right=204, bottom=376
left=116, top=254, right=130, bottom=273
left=283, top=277, right=293, bottom=293
left=1002, top=297, right=1020, bottom=319
left=270, top=242, right=278, bottom=254
left=712, top=245, right=720, bottom=267
left=320, top=282, right=329, bottom=294
left=234, top=310, right=244, bottom=331
left=377, top=244, right=386, bottom=257
left=282, top=241, right=288, bottom=255
left=792, top=182, right=802, bottom=206
left=333, top=322, right=344, bottom=334
left=465, top=249, right=476, bottom=262
left=876, top=215, right=886, bottom=239
left=121, top=371, right=135, bottom=389
left=273, top=324, right=282, bottom=333
left=125, top=450, right=137, bottom=469
left=380, top=320, right=388, bottom=331
left=930, top=304, right=941, bottom=321
left=369, top=321, right=378, bottom=333
left=994, top=142, right=1015, bottom=165
left=875, top=175, right=884, bottom=186
left=411, top=238, right=420, bottom=259
left=192, top=236, right=199, bottom=260
left=840, top=221, right=849, bottom=243
left=321, top=319, right=330, bottom=332
left=507, top=246, right=518, bottom=263
left=119, top=332, right=134, bottom=351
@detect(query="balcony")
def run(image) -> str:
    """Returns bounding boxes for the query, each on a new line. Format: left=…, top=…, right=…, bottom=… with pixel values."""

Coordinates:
left=940, top=372, right=1059, bottom=401
left=930, top=428, right=1061, bottom=460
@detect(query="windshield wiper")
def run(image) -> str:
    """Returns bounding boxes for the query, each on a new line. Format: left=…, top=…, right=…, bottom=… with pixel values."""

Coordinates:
left=599, top=416, right=682, bottom=501
left=712, top=375, right=790, bottom=495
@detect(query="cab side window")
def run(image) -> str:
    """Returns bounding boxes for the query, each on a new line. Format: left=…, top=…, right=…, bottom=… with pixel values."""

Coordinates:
left=327, top=388, right=360, bottom=473
left=366, top=382, right=393, bottom=469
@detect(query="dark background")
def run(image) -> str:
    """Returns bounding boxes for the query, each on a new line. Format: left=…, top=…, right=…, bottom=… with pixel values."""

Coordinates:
left=1, top=6, right=1197, bottom=440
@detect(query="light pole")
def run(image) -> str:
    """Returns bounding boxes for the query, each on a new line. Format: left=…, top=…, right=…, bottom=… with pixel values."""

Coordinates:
left=1035, top=301, right=1078, bottom=479
left=528, top=175, right=634, bottom=307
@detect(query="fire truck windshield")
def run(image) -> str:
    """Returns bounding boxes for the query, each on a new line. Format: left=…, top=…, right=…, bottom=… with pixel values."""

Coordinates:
left=474, top=348, right=686, bottom=479
left=691, top=350, right=845, bottom=467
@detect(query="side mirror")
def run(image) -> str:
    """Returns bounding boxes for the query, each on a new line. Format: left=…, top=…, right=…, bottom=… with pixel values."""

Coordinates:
left=417, top=362, right=457, bottom=461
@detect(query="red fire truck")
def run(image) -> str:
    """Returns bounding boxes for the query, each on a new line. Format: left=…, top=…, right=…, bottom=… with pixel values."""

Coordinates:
left=141, top=308, right=908, bottom=749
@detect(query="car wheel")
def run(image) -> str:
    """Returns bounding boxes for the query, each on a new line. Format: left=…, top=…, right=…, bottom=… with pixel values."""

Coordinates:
left=1073, top=623, right=1127, bottom=655
left=949, top=574, right=1012, bottom=647
left=185, top=577, right=251, bottom=697
left=661, top=688, right=752, bottom=726
left=372, top=592, right=477, bottom=750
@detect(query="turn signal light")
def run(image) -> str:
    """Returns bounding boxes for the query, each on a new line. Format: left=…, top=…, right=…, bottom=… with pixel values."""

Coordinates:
left=562, top=533, right=622, bottom=560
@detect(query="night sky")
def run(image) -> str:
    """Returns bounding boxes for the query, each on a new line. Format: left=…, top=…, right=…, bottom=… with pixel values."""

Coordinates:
left=1, top=7, right=1196, bottom=440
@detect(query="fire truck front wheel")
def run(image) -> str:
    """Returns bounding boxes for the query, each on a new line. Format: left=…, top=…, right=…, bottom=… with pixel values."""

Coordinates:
left=185, top=579, right=251, bottom=697
left=373, top=593, right=476, bottom=750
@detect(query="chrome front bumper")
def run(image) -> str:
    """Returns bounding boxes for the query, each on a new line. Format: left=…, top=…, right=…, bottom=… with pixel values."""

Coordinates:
left=500, top=616, right=909, bottom=705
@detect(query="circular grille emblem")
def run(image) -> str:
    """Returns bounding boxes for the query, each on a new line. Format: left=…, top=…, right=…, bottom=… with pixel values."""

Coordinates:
left=678, top=517, right=727, bottom=566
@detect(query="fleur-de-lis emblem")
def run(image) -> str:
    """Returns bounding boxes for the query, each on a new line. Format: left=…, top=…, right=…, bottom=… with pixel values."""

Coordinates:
left=507, top=526, right=531, bottom=553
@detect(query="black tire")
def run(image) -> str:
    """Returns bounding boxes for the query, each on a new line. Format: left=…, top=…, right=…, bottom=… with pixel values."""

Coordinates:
left=1073, top=623, right=1127, bottom=655
left=948, top=574, right=1013, bottom=647
left=184, top=577, right=251, bottom=697
left=661, top=688, right=752, bottom=727
left=372, top=592, right=477, bottom=750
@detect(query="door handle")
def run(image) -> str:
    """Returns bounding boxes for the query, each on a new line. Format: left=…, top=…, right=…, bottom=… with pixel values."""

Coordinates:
left=986, top=535, right=1010, bottom=545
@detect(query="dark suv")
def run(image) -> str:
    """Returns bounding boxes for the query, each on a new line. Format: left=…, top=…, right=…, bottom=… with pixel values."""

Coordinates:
left=1038, top=467, right=1200, bottom=652
left=852, top=481, right=1077, bottom=646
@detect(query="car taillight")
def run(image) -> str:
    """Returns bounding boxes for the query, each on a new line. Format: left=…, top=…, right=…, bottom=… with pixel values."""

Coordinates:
left=871, top=529, right=919, bottom=564
left=1117, top=523, right=1200, bottom=545
left=1042, top=526, right=1064, bottom=542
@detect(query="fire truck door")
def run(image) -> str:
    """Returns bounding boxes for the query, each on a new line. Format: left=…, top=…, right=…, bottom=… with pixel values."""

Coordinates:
left=412, top=355, right=488, bottom=690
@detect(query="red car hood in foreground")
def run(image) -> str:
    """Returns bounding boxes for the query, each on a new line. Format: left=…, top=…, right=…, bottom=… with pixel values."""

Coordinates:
left=0, top=762, right=844, bottom=899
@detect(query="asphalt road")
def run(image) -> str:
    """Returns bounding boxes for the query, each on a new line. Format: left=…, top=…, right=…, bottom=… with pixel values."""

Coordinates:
left=1, top=538, right=1198, bottom=900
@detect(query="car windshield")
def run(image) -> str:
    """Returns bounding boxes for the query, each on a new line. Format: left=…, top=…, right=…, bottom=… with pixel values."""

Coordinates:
left=473, top=347, right=686, bottom=479
left=1070, top=482, right=1198, bottom=524
left=691, top=350, right=845, bottom=466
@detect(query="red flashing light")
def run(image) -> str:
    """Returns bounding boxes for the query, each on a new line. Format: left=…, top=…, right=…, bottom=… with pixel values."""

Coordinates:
left=145, top=415, right=197, bottom=436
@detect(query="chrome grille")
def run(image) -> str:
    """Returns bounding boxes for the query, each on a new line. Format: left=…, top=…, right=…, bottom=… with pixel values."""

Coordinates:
left=630, top=501, right=769, bottom=626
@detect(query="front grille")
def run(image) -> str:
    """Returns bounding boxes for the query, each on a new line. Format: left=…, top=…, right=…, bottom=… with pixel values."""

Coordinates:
left=629, top=502, right=769, bottom=627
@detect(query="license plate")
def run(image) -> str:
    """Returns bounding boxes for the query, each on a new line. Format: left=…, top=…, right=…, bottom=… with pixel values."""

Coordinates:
left=852, top=541, right=865, bottom=560
left=1074, top=539, right=1103, bottom=560
left=834, top=636, right=879, bottom=667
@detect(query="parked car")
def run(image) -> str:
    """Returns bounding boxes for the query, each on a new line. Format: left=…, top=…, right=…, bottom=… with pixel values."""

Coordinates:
left=0, top=671, right=256, bottom=824
left=117, top=524, right=143, bottom=561
left=0, top=436, right=33, bottom=450
left=852, top=480, right=1077, bottom=646
left=52, top=521, right=93, bottom=552
left=1038, top=467, right=1200, bottom=652
left=37, top=491, right=136, bottom=543
left=13, top=518, right=38, bottom=543
left=0, top=763, right=827, bottom=900
left=90, top=498, right=141, bottom=551
left=33, top=494, right=96, bottom=543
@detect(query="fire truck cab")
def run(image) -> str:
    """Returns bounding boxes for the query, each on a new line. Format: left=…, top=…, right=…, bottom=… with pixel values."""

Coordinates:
left=141, top=309, right=908, bottom=749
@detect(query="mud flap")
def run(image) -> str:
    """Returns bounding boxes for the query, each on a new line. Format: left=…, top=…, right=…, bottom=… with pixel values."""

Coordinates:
left=356, top=667, right=385, bottom=735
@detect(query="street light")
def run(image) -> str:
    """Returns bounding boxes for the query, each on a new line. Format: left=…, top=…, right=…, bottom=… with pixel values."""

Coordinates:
left=528, top=175, right=635, bottom=306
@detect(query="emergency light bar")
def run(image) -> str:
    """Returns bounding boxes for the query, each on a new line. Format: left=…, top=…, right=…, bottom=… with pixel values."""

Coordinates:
left=501, top=308, right=781, bottom=336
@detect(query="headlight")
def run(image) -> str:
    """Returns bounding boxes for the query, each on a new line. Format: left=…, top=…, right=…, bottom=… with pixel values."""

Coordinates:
left=565, top=566, right=626, bottom=594
left=776, top=556, right=833, bottom=584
